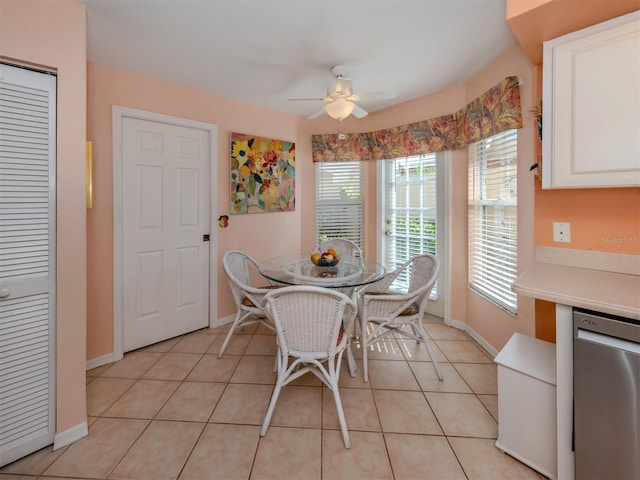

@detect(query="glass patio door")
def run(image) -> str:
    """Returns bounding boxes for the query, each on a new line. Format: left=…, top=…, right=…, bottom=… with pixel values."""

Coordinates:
left=378, top=152, right=444, bottom=317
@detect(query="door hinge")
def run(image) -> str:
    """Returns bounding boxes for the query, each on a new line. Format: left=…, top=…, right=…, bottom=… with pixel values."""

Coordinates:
left=203, top=234, right=210, bottom=242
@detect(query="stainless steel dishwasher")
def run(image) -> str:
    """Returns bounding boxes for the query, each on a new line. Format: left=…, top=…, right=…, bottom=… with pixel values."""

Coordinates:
left=573, top=308, right=640, bottom=480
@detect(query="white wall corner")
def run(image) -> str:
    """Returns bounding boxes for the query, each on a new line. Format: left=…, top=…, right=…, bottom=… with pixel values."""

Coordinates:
left=86, top=352, right=115, bottom=371
left=53, top=422, right=88, bottom=451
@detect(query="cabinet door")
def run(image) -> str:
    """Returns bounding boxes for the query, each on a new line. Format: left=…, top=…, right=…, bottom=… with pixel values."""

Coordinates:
left=543, top=11, right=640, bottom=189
left=0, top=64, right=56, bottom=466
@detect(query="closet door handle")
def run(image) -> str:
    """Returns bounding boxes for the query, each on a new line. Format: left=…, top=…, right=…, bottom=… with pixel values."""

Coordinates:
left=0, top=288, right=10, bottom=299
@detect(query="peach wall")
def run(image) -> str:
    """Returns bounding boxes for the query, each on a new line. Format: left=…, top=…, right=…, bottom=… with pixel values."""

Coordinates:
left=300, top=46, right=537, bottom=352
left=299, top=83, right=469, bottom=262
left=299, top=118, right=466, bottom=330
left=365, top=85, right=470, bottom=326
left=447, top=148, right=472, bottom=331
left=506, top=0, right=639, bottom=64
left=506, top=0, right=552, bottom=18
left=507, top=1, right=640, bottom=342
left=535, top=185, right=640, bottom=254
left=85, top=2, right=639, bottom=363
left=506, top=0, right=640, bottom=256
left=298, top=116, right=335, bottom=254
left=299, top=85, right=471, bottom=324
left=465, top=44, right=537, bottom=349
left=86, top=63, right=304, bottom=359
left=0, top=0, right=88, bottom=433
left=365, top=87, right=471, bottom=327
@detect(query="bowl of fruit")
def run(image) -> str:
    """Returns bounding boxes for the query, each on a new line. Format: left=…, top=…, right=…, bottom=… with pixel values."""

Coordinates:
left=310, top=248, right=340, bottom=267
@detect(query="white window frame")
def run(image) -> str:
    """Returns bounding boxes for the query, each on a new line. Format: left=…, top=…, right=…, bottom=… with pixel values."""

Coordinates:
left=315, top=161, right=364, bottom=253
left=468, top=129, right=518, bottom=314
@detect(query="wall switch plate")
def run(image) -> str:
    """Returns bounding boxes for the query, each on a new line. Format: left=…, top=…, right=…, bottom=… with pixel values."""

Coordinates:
left=553, top=222, right=571, bottom=243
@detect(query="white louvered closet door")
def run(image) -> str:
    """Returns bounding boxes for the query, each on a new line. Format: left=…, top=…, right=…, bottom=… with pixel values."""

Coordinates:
left=0, top=63, right=56, bottom=467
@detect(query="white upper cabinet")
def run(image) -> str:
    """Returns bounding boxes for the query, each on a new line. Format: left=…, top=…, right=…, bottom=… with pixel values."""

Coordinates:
left=542, top=11, right=640, bottom=189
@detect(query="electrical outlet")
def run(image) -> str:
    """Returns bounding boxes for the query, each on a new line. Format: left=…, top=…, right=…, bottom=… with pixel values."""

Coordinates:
left=553, top=222, right=571, bottom=243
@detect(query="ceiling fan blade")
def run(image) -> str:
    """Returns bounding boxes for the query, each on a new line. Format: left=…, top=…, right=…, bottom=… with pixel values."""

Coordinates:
left=307, top=106, right=327, bottom=120
left=288, top=96, right=328, bottom=102
left=352, top=104, right=369, bottom=119
left=335, top=77, right=352, bottom=96
left=351, top=91, right=397, bottom=102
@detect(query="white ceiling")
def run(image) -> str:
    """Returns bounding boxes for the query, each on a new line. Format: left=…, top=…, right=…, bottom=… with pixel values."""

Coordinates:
left=79, top=0, right=516, bottom=118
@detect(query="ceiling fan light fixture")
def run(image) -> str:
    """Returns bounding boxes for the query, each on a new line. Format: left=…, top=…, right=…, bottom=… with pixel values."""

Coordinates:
left=325, top=99, right=355, bottom=120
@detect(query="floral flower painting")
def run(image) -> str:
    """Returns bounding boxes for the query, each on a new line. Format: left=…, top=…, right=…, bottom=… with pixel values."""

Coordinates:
left=230, top=132, right=295, bottom=214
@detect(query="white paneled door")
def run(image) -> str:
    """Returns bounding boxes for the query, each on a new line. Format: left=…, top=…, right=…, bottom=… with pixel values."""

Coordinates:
left=0, top=64, right=56, bottom=466
left=122, top=117, right=210, bottom=352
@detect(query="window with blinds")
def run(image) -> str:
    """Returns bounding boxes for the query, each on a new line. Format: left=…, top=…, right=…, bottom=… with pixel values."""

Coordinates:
left=381, top=153, right=438, bottom=292
left=315, top=161, right=363, bottom=253
left=468, top=129, right=518, bottom=314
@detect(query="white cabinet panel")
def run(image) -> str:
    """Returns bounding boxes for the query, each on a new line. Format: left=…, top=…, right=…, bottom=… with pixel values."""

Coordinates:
left=543, top=11, right=640, bottom=188
left=0, top=64, right=56, bottom=467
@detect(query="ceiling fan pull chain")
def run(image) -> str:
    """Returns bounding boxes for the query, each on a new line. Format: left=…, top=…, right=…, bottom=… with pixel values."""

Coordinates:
left=338, top=119, right=346, bottom=140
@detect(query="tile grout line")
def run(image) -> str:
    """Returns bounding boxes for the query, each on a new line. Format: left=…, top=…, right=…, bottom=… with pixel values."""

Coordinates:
left=9, top=322, right=542, bottom=480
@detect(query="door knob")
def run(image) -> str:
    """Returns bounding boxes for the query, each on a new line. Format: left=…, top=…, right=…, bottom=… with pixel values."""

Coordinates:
left=0, top=288, right=10, bottom=299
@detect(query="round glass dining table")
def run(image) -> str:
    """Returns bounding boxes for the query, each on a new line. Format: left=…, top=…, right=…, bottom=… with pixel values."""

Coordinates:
left=259, top=254, right=386, bottom=289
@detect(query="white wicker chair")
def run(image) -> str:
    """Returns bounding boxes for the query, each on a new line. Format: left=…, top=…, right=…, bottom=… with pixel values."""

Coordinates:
left=260, top=285, right=357, bottom=449
left=316, top=238, right=363, bottom=260
left=219, top=250, right=279, bottom=358
left=315, top=238, right=365, bottom=377
left=357, top=253, right=443, bottom=382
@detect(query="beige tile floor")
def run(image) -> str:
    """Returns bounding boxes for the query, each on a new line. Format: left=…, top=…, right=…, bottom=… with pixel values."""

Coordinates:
left=1, top=320, right=547, bottom=480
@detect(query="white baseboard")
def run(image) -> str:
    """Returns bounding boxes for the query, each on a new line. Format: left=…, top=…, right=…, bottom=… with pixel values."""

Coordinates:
left=211, top=314, right=234, bottom=329
left=464, top=324, right=499, bottom=358
left=53, top=422, right=88, bottom=451
left=444, top=317, right=466, bottom=331
left=86, top=352, right=115, bottom=371
left=87, top=317, right=233, bottom=371
left=444, top=317, right=498, bottom=359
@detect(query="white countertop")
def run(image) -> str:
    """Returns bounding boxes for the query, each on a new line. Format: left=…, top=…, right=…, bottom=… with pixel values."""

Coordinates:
left=512, top=254, right=640, bottom=320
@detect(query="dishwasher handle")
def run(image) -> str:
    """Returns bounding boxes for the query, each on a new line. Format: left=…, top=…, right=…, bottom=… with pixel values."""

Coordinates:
left=576, top=329, right=640, bottom=355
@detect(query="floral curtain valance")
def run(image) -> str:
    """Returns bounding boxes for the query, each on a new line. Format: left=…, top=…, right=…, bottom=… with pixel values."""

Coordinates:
left=312, top=76, right=523, bottom=163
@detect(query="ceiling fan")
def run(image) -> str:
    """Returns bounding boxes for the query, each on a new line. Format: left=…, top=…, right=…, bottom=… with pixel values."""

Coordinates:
left=288, top=65, right=396, bottom=121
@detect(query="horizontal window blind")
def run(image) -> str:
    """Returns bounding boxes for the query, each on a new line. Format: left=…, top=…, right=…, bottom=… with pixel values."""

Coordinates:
left=315, top=162, right=363, bottom=254
left=468, top=129, right=518, bottom=314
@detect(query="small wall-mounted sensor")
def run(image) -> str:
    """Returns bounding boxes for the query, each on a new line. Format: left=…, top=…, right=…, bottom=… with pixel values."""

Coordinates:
left=553, top=222, right=571, bottom=243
